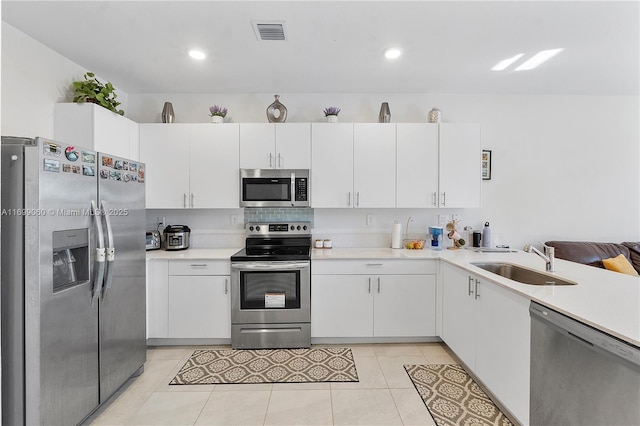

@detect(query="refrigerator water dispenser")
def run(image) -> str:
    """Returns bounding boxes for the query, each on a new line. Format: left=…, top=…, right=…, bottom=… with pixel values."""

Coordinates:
left=52, top=229, right=89, bottom=292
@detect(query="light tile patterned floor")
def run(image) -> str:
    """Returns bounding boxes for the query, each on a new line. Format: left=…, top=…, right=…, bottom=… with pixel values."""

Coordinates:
left=85, top=343, right=456, bottom=426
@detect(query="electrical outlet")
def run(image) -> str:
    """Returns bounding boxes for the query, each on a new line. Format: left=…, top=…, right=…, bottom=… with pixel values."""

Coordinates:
left=438, top=214, right=450, bottom=225
left=157, top=216, right=165, bottom=229
left=366, top=214, right=374, bottom=226
left=231, top=214, right=242, bottom=225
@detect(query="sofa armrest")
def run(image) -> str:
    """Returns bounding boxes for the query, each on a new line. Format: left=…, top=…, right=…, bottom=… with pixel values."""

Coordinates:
left=545, top=241, right=633, bottom=271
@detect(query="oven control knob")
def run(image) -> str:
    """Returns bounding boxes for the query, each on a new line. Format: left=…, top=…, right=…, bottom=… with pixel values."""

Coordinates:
left=249, top=226, right=254, bottom=231
left=256, top=226, right=261, bottom=232
left=303, top=225, right=307, bottom=230
left=290, top=225, right=295, bottom=231
left=296, top=225, right=301, bottom=230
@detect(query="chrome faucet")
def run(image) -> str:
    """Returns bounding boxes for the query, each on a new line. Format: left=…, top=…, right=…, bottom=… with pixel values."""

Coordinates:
left=523, top=244, right=555, bottom=272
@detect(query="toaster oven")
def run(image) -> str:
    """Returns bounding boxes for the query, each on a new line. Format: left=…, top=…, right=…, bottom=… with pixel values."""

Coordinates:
left=146, top=230, right=161, bottom=250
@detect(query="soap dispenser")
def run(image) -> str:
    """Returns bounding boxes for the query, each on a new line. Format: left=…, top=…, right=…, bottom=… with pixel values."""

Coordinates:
left=481, top=222, right=491, bottom=248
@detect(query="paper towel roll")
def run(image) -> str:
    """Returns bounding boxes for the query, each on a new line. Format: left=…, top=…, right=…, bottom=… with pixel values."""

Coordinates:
left=391, top=222, right=402, bottom=249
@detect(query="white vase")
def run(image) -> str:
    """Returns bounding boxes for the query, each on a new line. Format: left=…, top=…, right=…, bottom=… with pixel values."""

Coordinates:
left=211, top=115, right=224, bottom=123
left=327, top=115, right=338, bottom=123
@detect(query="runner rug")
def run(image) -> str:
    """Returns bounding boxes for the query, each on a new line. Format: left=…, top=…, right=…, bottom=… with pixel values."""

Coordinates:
left=404, top=364, right=513, bottom=426
left=170, top=347, right=358, bottom=385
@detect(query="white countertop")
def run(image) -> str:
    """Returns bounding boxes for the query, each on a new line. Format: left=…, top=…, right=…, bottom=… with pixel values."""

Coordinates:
left=314, top=247, right=640, bottom=347
left=147, top=246, right=639, bottom=346
left=146, top=248, right=240, bottom=260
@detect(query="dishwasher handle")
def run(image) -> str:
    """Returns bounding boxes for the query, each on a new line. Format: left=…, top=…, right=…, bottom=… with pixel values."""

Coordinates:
left=530, top=302, right=640, bottom=369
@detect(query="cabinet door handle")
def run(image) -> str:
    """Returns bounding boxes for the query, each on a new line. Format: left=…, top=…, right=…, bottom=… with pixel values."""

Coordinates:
left=278, top=153, right=282, bottom=168
left=366, top=263, right=383, bottom=266
left=432, top=192, right=437, bottom=207
left=348, top=192, right=351, bottom=207
left=183, top=193, right=187, bottom=208
left=368, top=277, right=371, bottom=293
left=190, top=264, right=208, bottom=268
left=377, top=277, right=381, bottom=293
left=475, top=279, right=480, bottom=300
left=441, top=192, right=446, bottom=206
left=190, top=193, right=195, bottom=208
left=224, top=278, right=228, bottom=294
left=468, top=276, right=474, bottom=296
left=356, top=192, right=360, bottom=207
left=269, top=153, right=273, bottom=168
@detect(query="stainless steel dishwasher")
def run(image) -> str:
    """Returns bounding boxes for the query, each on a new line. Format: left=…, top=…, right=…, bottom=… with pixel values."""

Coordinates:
left=530, top=302, right=640, bottom=426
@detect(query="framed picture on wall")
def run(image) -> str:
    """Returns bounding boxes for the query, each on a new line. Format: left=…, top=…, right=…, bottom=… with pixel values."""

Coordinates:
left=482, top=150, right=492, bottom=180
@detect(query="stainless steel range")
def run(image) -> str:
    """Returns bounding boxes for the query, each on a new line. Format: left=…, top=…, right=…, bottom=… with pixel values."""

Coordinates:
left=230, top=222, right=311, bottom=349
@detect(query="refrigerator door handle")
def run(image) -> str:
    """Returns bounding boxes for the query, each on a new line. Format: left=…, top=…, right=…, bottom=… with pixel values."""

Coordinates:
left=91, top=200, right=106, bottom=304
left=101, top=200, right=116, bottom=300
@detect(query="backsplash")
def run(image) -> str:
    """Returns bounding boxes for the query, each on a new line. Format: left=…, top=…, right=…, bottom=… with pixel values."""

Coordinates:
left=243, top=208, right=314, bottom=226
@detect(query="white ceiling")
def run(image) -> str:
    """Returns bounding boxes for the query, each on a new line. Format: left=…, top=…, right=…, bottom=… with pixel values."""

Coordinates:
left=2, top=1, right=638, bottom=96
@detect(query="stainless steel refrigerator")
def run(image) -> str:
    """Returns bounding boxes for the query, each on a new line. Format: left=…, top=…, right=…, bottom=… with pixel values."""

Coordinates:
left=1, top=136, right=147, bottom=425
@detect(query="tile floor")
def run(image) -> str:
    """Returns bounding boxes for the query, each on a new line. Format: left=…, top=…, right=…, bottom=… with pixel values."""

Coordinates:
left=84, top=343, right=457, bottom=426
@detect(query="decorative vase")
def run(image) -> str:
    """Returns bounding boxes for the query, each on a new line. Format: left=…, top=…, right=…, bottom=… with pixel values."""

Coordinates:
left=211, top=115, right=224, bottom=123
left=327, top=115, right=338, bottom=123
left=428, top=107, right=441, bottom=123
left=266, top=95, right=287, bottom=123
left=161, top=102, right=175, bottom=123
left=378, top=102, right=391, bottom=123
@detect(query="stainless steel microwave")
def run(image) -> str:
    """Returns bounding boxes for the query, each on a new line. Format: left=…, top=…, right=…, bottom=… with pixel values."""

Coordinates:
left=240, top=169, right=310, bottom=208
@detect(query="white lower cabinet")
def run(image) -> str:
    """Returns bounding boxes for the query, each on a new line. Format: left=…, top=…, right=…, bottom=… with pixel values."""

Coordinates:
left=146, top=259, right=169, bottom=339
left=311, top=260, right=436, bottom=338
left=441, top=262, right=530, bottom=425
left=147, top=259, right=231, bottom=341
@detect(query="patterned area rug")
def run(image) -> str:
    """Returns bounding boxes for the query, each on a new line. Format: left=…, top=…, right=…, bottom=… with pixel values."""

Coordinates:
left=170, top=347, right=358, bottom=385
left=404, top=364, right=513, bottom=426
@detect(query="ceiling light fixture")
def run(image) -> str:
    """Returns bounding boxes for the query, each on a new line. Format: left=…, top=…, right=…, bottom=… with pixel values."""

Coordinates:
left=514, top=48, right=564, bottom=71
left=383, top=47, right=402, bottom=60
left=188, top=50, right=206, bottom=60
left=491, top=53, right=525, bottom=71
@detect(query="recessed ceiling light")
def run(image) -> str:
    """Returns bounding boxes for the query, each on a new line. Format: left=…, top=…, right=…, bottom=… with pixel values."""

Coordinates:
left=491, top=53, right=525, bottom=71
left=189, top=50, right=206, bottom=60
left=514, top=48, right=564, bottom=71
left=383, top=48, right=402, bottom=60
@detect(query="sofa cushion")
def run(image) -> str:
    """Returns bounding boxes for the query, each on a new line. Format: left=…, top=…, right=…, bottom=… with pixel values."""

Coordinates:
left=545, top=241, right=633, bottom=271
left=602, top=254, right=639, bottom=276
left=621, top=242, right=640, bottom=274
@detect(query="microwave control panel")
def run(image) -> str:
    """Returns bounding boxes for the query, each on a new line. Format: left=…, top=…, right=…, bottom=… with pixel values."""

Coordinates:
left=295, top=178, right=308, bottom=201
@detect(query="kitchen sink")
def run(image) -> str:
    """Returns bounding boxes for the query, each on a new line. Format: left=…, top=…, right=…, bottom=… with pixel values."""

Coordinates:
left=471, top=262, right=577, bottom=286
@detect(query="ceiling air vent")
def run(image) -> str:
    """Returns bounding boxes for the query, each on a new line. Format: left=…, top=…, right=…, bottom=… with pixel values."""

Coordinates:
left=252, top=21, right=287, bottom=41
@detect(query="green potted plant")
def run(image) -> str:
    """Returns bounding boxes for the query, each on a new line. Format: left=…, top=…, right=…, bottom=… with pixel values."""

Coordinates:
left=209, top=105, right=228, bottom=123
left=323, top=107, right=341, bottom=123
left=72, top=72, right=124, bottom=115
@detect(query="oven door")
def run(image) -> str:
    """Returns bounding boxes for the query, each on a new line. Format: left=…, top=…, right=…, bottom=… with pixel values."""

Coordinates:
left=230, top=261, right=310, bottom=324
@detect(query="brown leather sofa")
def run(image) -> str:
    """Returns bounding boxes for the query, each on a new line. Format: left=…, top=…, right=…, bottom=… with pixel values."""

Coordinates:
left=545, top=241, right=640, bottom=274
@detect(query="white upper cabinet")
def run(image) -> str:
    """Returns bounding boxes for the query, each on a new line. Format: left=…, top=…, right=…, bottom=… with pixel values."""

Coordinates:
left=439, top=123, right=481, bottom=208
left=311, top=123, right=355, bottom=208
left=189, top=124, right=240, bottom=208
left=54, top=102, right=139, bottom=160
left=139, top=124, right=190, bottom=209
left=239, top=123, right=310, bottom=169
left=353, top=124, right=396, bottom=208
left=275, top=123, right=311, bottom=169
left=139, top=123, right=239, bottom=209
left=396, top=124, right=439, bottom=208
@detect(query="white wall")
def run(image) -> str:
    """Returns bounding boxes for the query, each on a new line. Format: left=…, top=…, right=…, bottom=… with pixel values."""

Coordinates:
left=2, top=23, right=638, bottom=249
left=132, top=92, right=640, bottom=248
left=1, top=23, right=128, bottom=139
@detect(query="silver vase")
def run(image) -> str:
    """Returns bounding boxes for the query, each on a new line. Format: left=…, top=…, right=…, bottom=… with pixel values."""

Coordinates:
left=266, top=95, right=287, bottom=123
left=428, top=107, right=441, bottom=123
left=161, top=102, right=175, bottom=123
left=378, top=102, right=391, bottom=123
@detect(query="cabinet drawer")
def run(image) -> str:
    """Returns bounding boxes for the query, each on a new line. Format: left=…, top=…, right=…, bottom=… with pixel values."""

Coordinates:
left=312, top=259, right=436, bottom=275
left=168, top=260, right=230, bottom=276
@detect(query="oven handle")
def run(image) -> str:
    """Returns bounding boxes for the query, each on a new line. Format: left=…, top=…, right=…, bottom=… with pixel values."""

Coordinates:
left=231, top=262, right=309, bottom=271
